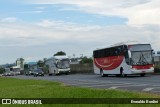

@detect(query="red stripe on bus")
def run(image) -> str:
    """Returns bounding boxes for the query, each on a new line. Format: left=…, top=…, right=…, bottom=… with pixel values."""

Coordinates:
left=94, top=56, right=124, bottom=70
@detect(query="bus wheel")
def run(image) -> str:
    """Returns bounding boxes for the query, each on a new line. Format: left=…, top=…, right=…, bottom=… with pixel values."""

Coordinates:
left=100, top=69, right=107, bottom=77
left=140, top=73, right=145, bottom=77
left=120, top=67, right=126, bottom=77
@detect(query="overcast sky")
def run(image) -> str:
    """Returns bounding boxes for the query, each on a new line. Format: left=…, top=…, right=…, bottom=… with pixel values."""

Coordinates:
left=0, top=0, right=160, bottom=64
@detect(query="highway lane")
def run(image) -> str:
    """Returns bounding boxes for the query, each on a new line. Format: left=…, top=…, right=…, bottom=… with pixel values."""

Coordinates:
left=11, top=74, right=160, bottom=94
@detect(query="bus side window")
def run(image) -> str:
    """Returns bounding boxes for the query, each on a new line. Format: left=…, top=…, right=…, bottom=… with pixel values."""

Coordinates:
left=116, top=47, right=121, bottom=55
left=104, top=49, right=109, bottom=57
left=115, top=50, right=118, bottom=56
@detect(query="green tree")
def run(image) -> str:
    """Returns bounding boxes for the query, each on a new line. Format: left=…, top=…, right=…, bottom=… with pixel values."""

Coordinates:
left=54, top=51, right=66, bottom=56
left=37, top=60, right=49, bottom=73
left=43, top=58, right=47, bottom=62
left=37, top=60, right=44, bottom=67
left=80, top=56, right=93, bottom=64
left=0, top=68, right=5, bottom=74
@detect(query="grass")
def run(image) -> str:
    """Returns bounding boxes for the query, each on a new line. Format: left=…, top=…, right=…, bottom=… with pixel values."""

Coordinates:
left=0, top=77, right=159, bottom=107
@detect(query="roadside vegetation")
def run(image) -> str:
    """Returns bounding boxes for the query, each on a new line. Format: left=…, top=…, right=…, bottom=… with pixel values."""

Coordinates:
left=79, top=56, right=93, bottom=64
left=154, top=65, right=160, bottom=73
left=0, top=68, right=5, bottom=74
left=0, top=77, right=159, bottom=107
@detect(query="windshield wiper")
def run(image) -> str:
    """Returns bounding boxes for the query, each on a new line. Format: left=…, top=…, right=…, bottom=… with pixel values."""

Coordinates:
left=138, top=52, right=149, bottom=65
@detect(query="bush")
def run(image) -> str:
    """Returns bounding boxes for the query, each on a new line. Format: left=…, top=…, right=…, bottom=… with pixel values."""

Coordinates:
left=154, top=65, right=160, bottom=73
left=80, top=57, right=93, bottom=64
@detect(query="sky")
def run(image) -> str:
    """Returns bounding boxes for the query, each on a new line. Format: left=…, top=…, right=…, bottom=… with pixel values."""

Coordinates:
left=0, top=0, right=160, bottom=64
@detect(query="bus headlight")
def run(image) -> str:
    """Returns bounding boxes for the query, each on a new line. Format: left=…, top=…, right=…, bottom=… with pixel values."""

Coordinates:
left=150, top=67, right=154, bottom=69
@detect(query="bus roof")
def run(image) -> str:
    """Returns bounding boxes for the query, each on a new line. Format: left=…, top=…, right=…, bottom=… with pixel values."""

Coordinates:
left=111, top=41, right=140, bottom=47
left=94, top=42, right=151, bottom=51
left=54, top=55, right=69, bottom=59
left=46, top=55, right=69, bottom=61
left=11, top=66, right=20, bottom=69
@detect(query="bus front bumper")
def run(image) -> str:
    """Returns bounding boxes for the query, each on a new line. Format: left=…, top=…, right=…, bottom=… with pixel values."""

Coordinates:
left=57, top=68, right=71, bottom=74
left=131, top=67, right=154, bottom=74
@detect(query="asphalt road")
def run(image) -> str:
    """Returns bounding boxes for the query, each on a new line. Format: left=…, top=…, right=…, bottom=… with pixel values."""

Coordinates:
left=11, top=74, right=160, bottom=94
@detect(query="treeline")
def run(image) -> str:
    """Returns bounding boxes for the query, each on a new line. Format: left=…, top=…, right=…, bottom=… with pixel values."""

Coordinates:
left=0, top=68, right=5, bottom=74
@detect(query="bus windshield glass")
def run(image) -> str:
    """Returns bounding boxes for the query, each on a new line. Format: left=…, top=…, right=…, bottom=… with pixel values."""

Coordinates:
left=56, top=59, right=70, bottom=69
left=131, top=51, right=153, bottom=65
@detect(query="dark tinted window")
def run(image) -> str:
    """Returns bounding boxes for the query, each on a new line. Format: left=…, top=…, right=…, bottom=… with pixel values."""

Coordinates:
left=93, top=45, right=127, bottom=58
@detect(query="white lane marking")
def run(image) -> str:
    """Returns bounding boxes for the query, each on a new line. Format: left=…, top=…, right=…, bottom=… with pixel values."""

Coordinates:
left=142, top=87, right=160, bottom=92
left=143, top=88, right=154, bottom=91
left=108, top=87, right=118, bottom=89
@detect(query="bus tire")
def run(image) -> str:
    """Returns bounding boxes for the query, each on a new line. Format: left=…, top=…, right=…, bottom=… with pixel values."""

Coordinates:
left=140, top=73, right=145, bottom=77
left=100, top=69, right=107, bottom=77
left=120, top=67, right=126, bottom=77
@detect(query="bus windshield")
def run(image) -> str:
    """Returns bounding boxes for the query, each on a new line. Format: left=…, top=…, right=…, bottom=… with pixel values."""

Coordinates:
left=56, top=59, right=70, bottom=69
left=131, top=51, right=153, bottom=65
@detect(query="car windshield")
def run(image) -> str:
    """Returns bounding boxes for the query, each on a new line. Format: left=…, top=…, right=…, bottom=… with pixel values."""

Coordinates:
left=131, top=51, right=153, bottom=65
left=56, top=59, right=70, bottom=68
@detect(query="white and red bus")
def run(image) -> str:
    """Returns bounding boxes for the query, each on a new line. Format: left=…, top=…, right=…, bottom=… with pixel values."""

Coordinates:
left=93, top=43, right=154, bottom=77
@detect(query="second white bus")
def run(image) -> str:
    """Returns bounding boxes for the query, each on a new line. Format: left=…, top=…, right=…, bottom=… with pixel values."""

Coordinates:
left=45, top=56, right=70, bottom=75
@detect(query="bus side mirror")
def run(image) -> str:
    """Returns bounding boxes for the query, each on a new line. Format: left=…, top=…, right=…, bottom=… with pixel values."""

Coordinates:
left=128, top=50, right=131, bottom=58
